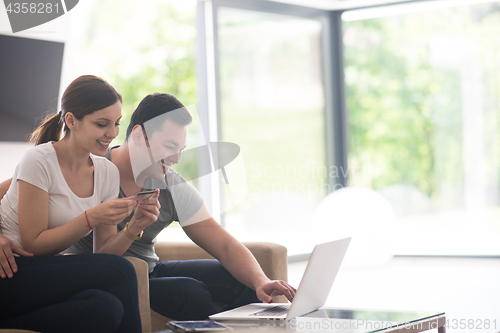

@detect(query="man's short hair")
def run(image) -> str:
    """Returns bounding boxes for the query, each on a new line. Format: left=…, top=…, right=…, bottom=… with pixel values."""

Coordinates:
left=125, top=93, right=192, bottom=140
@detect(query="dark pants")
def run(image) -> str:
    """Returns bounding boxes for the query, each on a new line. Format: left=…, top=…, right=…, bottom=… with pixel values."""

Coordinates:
left=149, top=259, right=260, bottom=320
left=0, top=254, right=141, bottom=333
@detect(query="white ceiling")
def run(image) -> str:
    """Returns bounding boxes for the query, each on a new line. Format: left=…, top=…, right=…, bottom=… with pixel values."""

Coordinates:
left=267, top=0, right=418, bottom=10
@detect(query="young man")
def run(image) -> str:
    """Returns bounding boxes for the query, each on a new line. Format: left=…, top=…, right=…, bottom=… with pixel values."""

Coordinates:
left=0, top=93, right=295, bottom=320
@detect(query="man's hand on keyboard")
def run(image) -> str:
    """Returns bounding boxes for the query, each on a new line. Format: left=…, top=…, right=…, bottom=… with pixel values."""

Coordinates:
left=256, top=279, right=296, bottom=303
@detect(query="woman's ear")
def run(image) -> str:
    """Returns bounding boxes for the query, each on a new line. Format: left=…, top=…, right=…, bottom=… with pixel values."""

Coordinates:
left=64, top=112, right=77, bottom=130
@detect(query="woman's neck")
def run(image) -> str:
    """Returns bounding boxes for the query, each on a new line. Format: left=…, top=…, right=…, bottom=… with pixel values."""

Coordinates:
left=52, top=138, right=92, bottom=172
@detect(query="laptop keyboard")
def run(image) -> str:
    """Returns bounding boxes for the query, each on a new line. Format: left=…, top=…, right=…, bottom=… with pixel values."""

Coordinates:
left=250, top=304, right=291, bottom=317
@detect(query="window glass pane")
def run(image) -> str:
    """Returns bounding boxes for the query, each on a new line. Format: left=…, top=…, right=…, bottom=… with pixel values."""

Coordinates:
left=343, top=2, right=500, bottom=255
left=218, top=8, right=326, bottom=255
left=72, top=0, right=197, bottom=146
left=71, top=0, right=197, bottom=241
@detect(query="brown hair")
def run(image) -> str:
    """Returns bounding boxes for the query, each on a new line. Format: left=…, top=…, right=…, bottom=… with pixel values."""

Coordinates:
left=29, top=75, right=122, bottom=145
left=125, top=93, right=192, bottom=140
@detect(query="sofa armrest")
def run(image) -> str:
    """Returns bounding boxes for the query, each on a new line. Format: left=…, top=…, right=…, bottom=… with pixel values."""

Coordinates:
left=154, top=241, right=288, bottom=291
left=124, top=256, right=151, bottom=333
left=155, top=241, right=214, bottom=261
left=243, top=242, right=288, bottom=283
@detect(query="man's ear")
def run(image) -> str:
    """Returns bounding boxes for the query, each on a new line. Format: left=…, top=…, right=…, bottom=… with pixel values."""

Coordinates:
left=131, top=125, right=148, bottom=146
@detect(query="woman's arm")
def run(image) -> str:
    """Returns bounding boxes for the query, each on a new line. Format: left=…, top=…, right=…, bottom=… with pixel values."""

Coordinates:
left=18, top=180, right=96, bottom=255
left=17, top=180, right=137, bottom=256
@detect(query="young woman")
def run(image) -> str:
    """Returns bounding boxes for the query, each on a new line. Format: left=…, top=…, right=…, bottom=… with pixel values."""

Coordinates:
left=0, top=75, right=158, bottom=333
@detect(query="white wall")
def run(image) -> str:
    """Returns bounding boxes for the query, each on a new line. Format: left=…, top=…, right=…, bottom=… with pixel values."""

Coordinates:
left=0, top=0, right=75, bottom=89
left=0, top=143, right=33, bottom=182
left=0, top=2, right=75, bottom=181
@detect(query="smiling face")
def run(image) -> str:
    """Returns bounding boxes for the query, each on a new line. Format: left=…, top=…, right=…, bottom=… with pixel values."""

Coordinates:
left=69, top=100, right=122, bottom=156
left=144, top=118, right=188, bottom=179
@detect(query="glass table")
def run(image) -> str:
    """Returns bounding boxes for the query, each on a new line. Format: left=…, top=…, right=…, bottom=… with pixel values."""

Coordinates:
left=155, top=308, right=446, bottom=333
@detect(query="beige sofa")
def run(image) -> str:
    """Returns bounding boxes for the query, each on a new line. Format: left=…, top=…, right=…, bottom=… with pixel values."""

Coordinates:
left=1, top=241, right=288, bottom=333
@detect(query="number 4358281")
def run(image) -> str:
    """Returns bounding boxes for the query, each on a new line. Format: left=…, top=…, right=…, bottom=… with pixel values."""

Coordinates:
left=6, top=3, right=60, bottom=14
left=445, top=319, right=496, bottom=330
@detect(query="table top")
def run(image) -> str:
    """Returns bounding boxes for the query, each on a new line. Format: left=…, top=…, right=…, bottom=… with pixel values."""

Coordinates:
left=296, top=308, right=445, bottom=332
left=155, top=308, right=445, bottom=333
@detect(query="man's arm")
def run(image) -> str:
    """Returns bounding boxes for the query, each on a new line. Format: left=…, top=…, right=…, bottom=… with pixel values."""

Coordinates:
left=0, top=233, right=33, bottom=278
left=0, top=177, right=33, bottom=278
left=182, top=204, right=296, bottom=303
left=0, top=178, right=12, bottom=199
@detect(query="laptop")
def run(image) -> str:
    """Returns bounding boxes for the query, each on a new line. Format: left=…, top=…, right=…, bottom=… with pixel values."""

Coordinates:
left=209, top=237, right=351, bottom=322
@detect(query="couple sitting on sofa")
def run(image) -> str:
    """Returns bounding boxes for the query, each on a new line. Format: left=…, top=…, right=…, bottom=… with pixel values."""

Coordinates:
left=0, top=75, right=295, bottom=333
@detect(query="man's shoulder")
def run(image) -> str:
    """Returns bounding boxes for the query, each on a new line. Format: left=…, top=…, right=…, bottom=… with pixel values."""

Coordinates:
left=165, top=168, right=188, bottom=186
left=91, top=154, right=119, bottom=174
left=104, top=146, right=119, bottom=161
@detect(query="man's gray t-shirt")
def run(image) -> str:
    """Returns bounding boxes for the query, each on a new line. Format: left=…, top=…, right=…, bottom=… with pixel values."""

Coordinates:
left=65, top=147, right=204, bottom=272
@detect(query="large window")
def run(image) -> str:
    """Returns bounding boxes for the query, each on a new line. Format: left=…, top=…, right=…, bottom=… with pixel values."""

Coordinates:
left=343, top=1, right=500, bottom=255
left=216, top=6, right=328, bottom=255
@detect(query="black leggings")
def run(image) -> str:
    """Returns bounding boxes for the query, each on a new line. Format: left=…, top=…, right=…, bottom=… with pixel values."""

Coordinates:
left=0, top=254, right=141, bottom=333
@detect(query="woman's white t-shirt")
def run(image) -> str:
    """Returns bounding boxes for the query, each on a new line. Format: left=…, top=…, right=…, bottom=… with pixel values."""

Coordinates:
left=0, top=142, right=120, bottom=251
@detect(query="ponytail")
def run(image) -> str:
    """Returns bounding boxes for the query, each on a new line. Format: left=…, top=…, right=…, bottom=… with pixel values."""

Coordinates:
left=28, top=75, right=121, bottom=146
left=29, top=111, right=64, bottom=146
